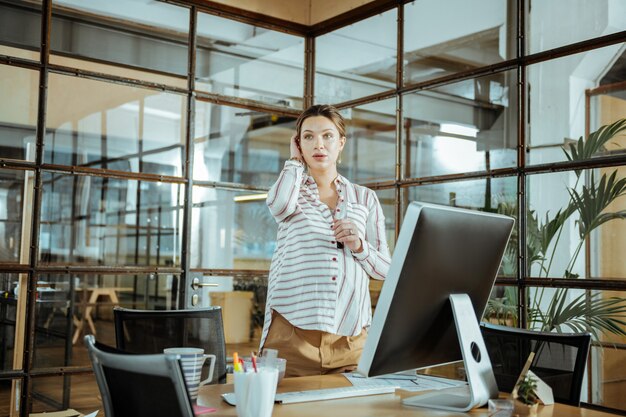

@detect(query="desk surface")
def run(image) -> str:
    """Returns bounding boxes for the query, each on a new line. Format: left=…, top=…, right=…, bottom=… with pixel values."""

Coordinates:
left=197, top=374, right=618, bottom=417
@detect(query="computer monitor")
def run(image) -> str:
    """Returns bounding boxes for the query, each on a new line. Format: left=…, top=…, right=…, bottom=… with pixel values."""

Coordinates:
left=357, top=201, right=514, bottom=411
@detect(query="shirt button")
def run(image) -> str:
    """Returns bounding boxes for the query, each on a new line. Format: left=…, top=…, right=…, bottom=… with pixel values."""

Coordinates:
left=336, top=208, right=341, bottom=212
left=332, top=277, right=336, bottom=281
left=331, top=241, right=336, bottom=244
left=332, top=257, right=337, bottom=261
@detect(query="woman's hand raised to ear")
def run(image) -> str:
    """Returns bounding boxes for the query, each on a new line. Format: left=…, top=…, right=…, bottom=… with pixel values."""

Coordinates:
left=290, top=133, right=303, bottom=162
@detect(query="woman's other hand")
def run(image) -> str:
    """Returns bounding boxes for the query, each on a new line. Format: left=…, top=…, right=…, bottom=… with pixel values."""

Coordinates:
left=290, top=133, right=303, bottom=162
left=333, top=219, right=363, bottom=253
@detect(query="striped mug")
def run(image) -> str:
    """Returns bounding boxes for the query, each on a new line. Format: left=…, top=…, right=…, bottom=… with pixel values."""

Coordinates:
left=164, top=347, right=216, bottom=401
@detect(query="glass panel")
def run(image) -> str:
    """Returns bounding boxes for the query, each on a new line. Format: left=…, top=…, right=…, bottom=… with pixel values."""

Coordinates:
left=342, top=99, right=396, bottom=184
left=191, top=187, right=277, bottom=270
left=195, top=13, right=304, bottom=108
left=0, top=273, right=20, bottom=372
left=0, top=0, right=41, bottom=60
left=45, top=73, right=186, bottom=176
left=590, top=290, right=626, bottom=412
left=527, top=44, right=626, bottom=165
left=30, top=373, right=100, bottom=415
left=483, top=285, right=518, bottom=326
left=315, top=9, right=396, bottom=104
left=0, top=378, right=21, bottom=415
left=527, top=167, right=626, bottom=280
left=39, top=172, right=183, bottom=267
left=404, top=0, right=515, bottom=85
left=0, top=64, right=38, bottom=161
left=32, top=273, right=179, bottom=369
left=0, top=169, right=27, bottom=263
left=405, top=176, right=518, bottom=278
left=404, top=69, right=517, bottom=179
left=50, top=0, right=189, bottom=87
left=193, top=101, right=296, bottom=187
left=527, top=0, right=626, bottom=54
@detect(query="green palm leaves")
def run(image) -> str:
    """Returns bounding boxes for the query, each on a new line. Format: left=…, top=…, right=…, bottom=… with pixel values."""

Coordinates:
left=531, top=290, right=626, bottom=338
left=568, top=171, right=626, bottom=240
left=487, top=119, right=626, bottom=339
left=564, top=118, right=626, bottom=176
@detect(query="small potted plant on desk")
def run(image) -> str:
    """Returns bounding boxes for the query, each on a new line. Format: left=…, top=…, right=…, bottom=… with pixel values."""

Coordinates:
left=513, top=375, right=540, bottom=416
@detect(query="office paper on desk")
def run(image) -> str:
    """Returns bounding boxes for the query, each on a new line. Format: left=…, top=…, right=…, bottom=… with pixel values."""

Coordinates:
left=343, top=372, right=466, bottom=392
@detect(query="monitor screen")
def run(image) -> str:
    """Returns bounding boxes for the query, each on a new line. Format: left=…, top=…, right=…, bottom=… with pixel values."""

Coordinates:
left=357, top=201, right=514, bottom=377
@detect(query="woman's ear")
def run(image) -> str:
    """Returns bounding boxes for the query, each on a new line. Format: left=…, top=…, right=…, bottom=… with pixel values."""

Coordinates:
left=340, top=136, right=346, bottom=150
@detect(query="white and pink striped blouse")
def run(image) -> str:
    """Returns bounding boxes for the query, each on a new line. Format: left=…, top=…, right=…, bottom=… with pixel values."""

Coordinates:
left=260, top=159, right=391, bottom=349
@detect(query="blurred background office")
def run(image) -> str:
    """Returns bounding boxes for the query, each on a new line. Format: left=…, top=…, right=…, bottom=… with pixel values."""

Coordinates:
left=0, top=0, right=625, bottom=416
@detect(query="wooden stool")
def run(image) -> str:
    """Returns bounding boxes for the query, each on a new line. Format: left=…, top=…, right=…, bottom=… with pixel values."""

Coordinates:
left=72, top=287, right=130, bottom=344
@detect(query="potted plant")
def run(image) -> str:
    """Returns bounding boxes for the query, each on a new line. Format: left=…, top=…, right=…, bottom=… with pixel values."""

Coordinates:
left=513, top=375, right=540, bottom=416
left=484, top=118, right=626, bottom=340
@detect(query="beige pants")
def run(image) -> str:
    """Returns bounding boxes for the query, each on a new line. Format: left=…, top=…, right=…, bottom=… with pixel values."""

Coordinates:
left=263, top=311, right=368, bottom=377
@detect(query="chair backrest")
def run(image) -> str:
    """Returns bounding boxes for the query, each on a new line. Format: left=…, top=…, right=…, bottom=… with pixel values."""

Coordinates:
left=113, top=307, right=227, bottom=384
left=480, top=322, right=591, bottom=405
left=84, top=335, right=194, bottom=417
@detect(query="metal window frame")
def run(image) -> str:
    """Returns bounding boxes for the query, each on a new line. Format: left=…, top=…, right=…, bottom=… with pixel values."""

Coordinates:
left=0, top=0, right=625, bottom=415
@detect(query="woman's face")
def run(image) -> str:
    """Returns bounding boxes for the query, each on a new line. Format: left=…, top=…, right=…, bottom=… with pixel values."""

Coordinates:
left=299, top=116, right=345, bottom=170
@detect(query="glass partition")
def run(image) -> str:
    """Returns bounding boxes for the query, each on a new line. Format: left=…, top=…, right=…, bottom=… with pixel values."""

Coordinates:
left=341, top=99, right=396, bottom=184
left=195, top=12, right=304, bottom=108
left=50, top=0, right=189, bottom=87
left=30, top=373, right=100, bottom=415
left=190, top=186, right=277, bottom=270
left=0, top=378, right=21, bottom=415
left=31, top=273, right=179, bottom=369
left=589, top=289, right=626, bottom=412
left=0, top=169, right=28, bottom=264
left=0, top=0, right=41, bottom=60
left=0, top=273, right=21, bottom=372
left=39, top=172, right=183, bottom=267
left=45, top=73, right=186, bottom=176
left=527, top=0, right=626, bottom=54
left=193, top=101, right=296, bottom=187
left=527, top=44, right=625, bottom=166
left=403, top=69, right=517, bottom=179
left=403, top=0, right=515, bottom=85
left=527, top=167, right=626, bottom=280
left=483, top=285, right=519, bottom=327
left=0, top=64, right=39, bottom=162
left=315, top=8, right=397, bottom=104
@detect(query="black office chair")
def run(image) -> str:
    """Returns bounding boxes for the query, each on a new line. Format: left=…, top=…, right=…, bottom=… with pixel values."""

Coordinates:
left=84, top=335, right=194, bottom=417
left=113, top=307, right=227, bottom=384
left=480, top=322, right=591, bottom=405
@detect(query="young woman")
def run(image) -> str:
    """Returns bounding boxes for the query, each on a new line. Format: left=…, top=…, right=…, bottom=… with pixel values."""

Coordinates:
left=261, top=104, right=391, bottom=377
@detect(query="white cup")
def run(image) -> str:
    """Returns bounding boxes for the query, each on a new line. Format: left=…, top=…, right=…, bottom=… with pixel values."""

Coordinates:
left=234, top=368, right=278, bottom=417
left=163, top=347, right=216, bottom=401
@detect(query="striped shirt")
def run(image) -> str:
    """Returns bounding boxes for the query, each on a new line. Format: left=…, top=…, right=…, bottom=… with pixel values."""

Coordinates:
left=260, top=159, right=391, bottom=349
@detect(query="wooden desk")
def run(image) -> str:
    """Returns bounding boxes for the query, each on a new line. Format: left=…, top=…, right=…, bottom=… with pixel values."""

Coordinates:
left=197, top=374, right=620, bottom=417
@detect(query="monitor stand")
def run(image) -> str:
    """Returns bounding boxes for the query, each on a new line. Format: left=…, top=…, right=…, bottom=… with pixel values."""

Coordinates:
left=402, top=293, right=499, bottom=412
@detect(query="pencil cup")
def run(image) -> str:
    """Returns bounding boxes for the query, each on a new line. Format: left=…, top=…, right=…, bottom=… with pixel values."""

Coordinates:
left=243, top=357, right=287, bottom=385
left=163, top=347, right=216, bottom=401
left=234, top=368, right=278, bottom=417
